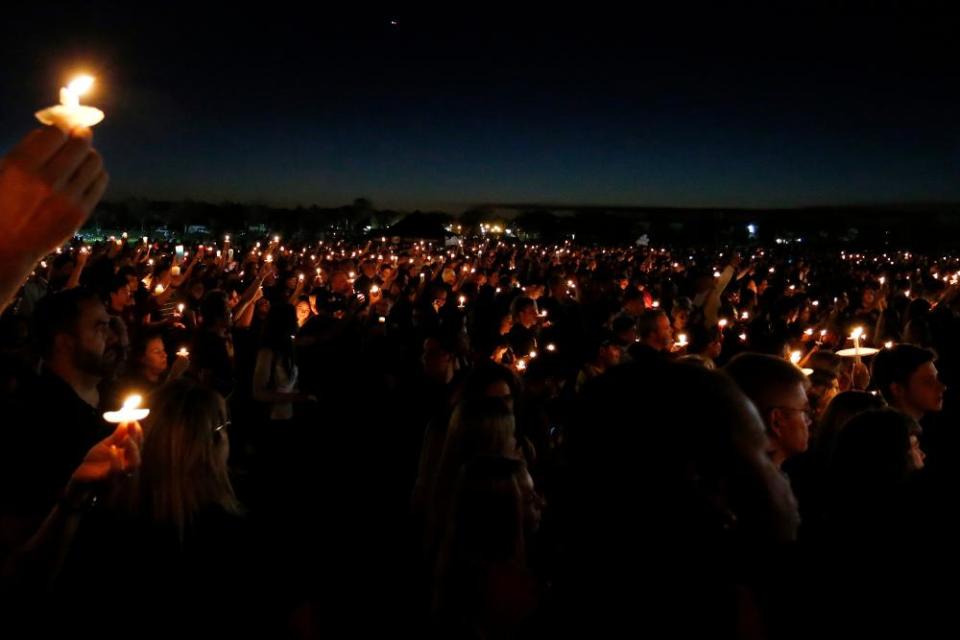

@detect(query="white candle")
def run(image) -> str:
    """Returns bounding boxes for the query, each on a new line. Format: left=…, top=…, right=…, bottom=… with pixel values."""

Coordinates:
left=677, top=333, right=688, bottom=347
left=176, top=347, right=190, bottom=358
left=36, top=75, right=105, bottom=131
left=103, top=394, right=150, bottom=424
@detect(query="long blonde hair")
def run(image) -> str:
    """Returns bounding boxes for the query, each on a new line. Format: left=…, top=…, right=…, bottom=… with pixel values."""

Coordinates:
left=135, top=379, right=240, bottom=540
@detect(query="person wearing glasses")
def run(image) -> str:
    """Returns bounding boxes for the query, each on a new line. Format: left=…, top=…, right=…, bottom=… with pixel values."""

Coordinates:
left=724, top=352, right=812, bottom=471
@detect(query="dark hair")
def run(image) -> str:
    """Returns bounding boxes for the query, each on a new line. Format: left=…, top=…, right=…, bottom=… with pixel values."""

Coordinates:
left=871, top=344, right=937, bottom=403
left=637, top=309, right=668, bottom=339
left=687, top=322, right=719, bottom=355
left=200, top=290, right=230, bottom=327
left=262, top=302, right=298, bottom=361
left=612, top=314, right=638, bottom=337
left=815, top=390, right=886, bottom=465
left=828, top=409, right=921, bottom=518
left=511, top=296, right=536, bottom=318
left=33, top=287, right=102, bottom=357
left=723, top=352, right=809, bottom=418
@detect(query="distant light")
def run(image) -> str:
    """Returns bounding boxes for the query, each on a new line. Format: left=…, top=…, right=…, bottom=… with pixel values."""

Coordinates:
left=747, top=224, right=757, bottom=235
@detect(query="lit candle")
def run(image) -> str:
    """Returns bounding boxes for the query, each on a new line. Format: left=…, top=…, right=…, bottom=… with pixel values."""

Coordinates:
left=741, top=311, right=750, bottom=320
left=677, top=333, right=688, bottom=347
left=652, top=300, right=660, bottom=308
left=298, top=273, right=305, bottom=282
left=850, top=326, right=864, bottom=352
left=378, top=316, right=386, bottom=324
left=176, top=347, right=190, bottom=358
left=36, top=74, right=105, bottom=131
left=225, top=235, right=231, bottom=242
left=529, top=350, right=538, bottom=359
left=177, top=303, right=185, bottom=315
left=804, top=328, right=814, bottom=336
left=458, top=295, right=466, bottom=309
left=103, top=394, right=150, bottom=424
left=739, top=333, right=748, bottom=342
left=718, top=318, right=728, bottom=329
left=265, top=255, right=273, bottom=264
left=154, top=284, right=165, bottom=295
left=516, top=359, right=527, bottom=372
left=143, top=236, right=148, bottom=243
left=790, top=350, right=802, bottom=365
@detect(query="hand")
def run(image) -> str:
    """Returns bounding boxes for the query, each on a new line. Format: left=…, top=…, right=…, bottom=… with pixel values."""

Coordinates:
left=68, top=421, right=143, bottom=489
left=76, top=246, right=90, bottom=267
left=0, top=128, right=107, bottom=274
left=852, top=361, right=871, bottom=390
left=168, top=353, right=190, bottom=380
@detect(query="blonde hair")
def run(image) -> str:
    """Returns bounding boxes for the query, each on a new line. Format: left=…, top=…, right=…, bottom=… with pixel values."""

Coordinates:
left=134, top=379, right=240, bottom=541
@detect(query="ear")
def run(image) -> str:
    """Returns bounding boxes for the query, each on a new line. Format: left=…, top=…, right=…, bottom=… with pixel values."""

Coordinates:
left=889, top=382, right=908, bottom=403
left=768, top=409, right=785, bottom=439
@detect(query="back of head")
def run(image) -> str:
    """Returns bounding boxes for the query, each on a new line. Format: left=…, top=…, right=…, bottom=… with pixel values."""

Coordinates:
left=871, top=344, right=937, bottom=404
left=199, top=290, right=230, bottom=329
left=262, top=302, right=298, bottom=352
left=561, top=361, right=799, bottom=634
left=137, top=378, right=238, bottom=539
left=830, top=408, right=918, bottom=502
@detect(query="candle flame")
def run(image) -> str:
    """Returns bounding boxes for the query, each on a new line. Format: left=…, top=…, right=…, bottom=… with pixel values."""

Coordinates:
left=850, top=326, right=864, bottom=341
left=790, top=350, right=802, bottom=365
left=122, top=394, right=142, bottom=410
left=67, top=75, right=95, bottom=98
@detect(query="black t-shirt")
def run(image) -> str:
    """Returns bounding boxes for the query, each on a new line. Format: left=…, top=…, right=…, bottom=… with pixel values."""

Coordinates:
left=0, top=369, right=112, bottom=522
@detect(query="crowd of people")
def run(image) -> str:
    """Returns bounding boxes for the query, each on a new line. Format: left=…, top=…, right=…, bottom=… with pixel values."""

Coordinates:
left=1, top=126, right=959, bottom=638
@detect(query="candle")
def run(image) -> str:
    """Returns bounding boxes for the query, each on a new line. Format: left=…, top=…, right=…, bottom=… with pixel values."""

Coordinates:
left=273, top=236, right=280, bottom=243
left=516, top=359, right=527, bottom=372
left=884, top=341, right=894, bottom=349
left=36, top=75, right=105, bottom=131
left=677, top=333, right=688, bottom=347
left=529, top=350, right=538, bottom=359
left=378, top=316, right=386, bottom=324
left=718, top=318, right=728, bottom=329
left=741, top=311, right=750, bottom=320
left=790, top=350, right=802, bottom=365
left=265, top=255, right=273, bottom=263
left=804, top=328, right=814, bottom=336
left=458, top=295, right=466, bottom=309
left=177, top=303, right=185, bottom=315
left=176, top=347, right=190, bottom=358
left=224, top=235, right=230, bottom=242
left=370, top=284, right=379, bottom=294
left=739, top=333, right=748, bottom=342
left=879, top=276, right=886, bottom=285
left=348, top=271, right=356, bottom=280
left=652, top=300, right=660, bottom=308
left=812, top=300, right=820, bottom=307
left=103, top=394, right=150, bottom=424
left=298, top=273, right=305, bottom=282
left=154, top=284, right=165, bottom=295
left=546, top=343, right=557, bottom=352
left=850, top=326, right=864, bottom=351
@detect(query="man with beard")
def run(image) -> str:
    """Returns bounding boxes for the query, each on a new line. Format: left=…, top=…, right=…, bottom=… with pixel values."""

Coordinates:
left=0, top=288, right=114, bottom=558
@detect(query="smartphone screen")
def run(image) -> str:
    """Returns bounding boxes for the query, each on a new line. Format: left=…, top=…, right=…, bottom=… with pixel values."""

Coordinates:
left=175, top=245, right=185, bottom=261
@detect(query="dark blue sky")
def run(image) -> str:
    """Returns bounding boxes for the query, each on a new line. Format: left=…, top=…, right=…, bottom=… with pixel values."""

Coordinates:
left=2, top=5, right=958, bottom=211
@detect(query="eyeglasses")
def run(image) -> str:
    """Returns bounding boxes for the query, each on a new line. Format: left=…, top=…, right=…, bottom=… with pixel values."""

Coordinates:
left=767, top=405, right=814, bottom=422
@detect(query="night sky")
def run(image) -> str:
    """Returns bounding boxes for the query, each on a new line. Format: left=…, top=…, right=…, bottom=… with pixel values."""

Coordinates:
left=1, top=5, right=958, bottom=211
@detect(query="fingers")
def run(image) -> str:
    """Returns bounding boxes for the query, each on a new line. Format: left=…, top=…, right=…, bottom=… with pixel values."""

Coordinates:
left=63, top=150, right=103, bottom=200
left=79, top=171, right=109, bottom=214
left=3, top=127, right=68, bottom=171
left=38, top=135, right=93, bottom=191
